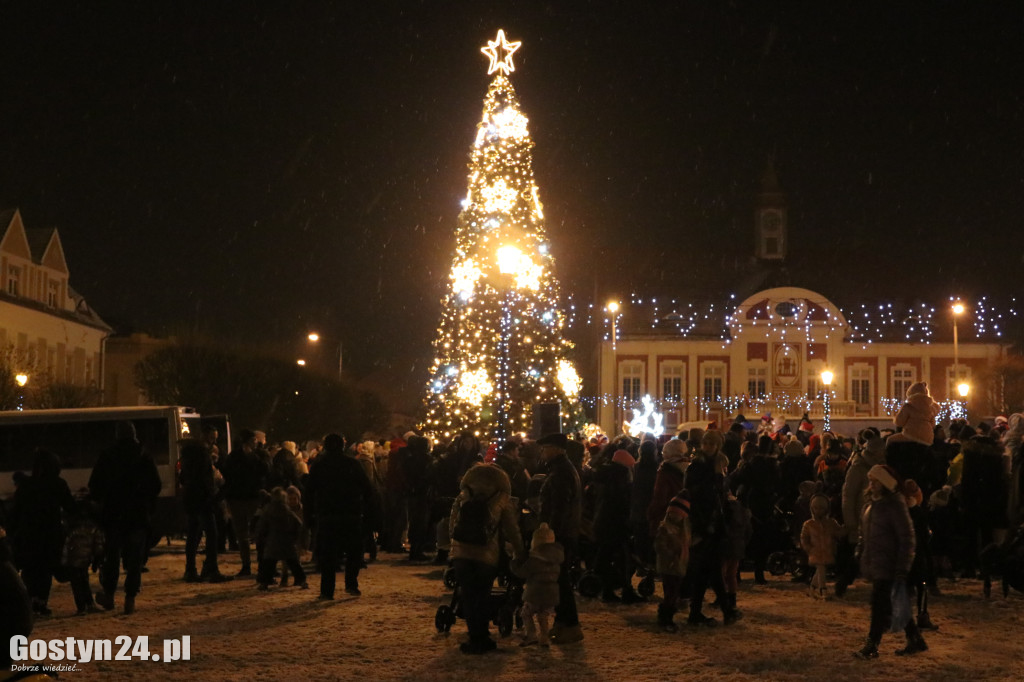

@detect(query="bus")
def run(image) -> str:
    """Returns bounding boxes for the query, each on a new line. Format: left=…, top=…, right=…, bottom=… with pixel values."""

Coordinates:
left=0, top=406, right=222, bottom=541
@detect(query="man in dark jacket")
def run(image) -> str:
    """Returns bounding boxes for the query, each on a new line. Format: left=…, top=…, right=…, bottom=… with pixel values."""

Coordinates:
left=89, top=421, right=162, bottom=614
left=537, top=432, right=583, bottom=644
left=180, top=425, right=230, bottom=583
left=305, top=433, right=376, bottom=599
left=221, top=429, right=269, bottom=577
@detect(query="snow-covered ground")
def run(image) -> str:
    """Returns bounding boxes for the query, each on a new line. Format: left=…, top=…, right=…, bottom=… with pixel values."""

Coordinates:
left=22, top=543, right=1024, bottom=681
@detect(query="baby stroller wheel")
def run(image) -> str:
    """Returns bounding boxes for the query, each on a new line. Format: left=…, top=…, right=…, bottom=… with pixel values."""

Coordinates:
left=443, top=567, right=458, bottom=589
left=784, top=552, right=801, bottom=576
left=576, top=570, right=603, bottom=598
left=497, top=605, right=514, bottom=638
left=435, top=605, right=455, bottom=633
left=766, top=552, right=788, bottom=577
left=637, top=574, right=656, bottom=598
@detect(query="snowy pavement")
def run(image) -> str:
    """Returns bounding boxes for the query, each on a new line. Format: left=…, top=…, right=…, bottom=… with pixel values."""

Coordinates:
left=22, top=542, right=1024, bottom=681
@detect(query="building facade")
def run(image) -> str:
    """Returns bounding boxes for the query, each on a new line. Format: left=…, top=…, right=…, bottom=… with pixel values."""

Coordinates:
left=596, top=286, right=1008, bottom=435
left=0, top=209, right=111, bottom=396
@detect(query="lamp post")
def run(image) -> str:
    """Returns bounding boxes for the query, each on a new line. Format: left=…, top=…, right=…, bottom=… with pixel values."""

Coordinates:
left=607, top=301, right=620, bottom=351
left=820, top=369, right=834, bottom=432
left=305, top=331, right=343, bottom=378
left=952, top=302, right=964, bottom=398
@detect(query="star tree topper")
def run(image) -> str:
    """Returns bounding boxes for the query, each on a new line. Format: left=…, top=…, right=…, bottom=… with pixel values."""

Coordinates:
left=481, top=29, right=521, bottom=76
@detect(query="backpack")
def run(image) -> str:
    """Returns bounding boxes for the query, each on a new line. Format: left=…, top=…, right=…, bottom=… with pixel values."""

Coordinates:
left=452, top=490, right=497, bottom=545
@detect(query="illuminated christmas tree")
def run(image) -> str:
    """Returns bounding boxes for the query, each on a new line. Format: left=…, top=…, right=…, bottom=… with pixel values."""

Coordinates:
left=422, top=30, right=583, bottom=441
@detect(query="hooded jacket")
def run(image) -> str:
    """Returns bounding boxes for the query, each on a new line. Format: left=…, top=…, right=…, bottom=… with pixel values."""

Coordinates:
left=449, top=463, right=523, bottom=567
left=859, top=489, right=915, bottom=581
left=894, top=391, right=940, bottom=446
left=511, top=540, right=564, bottom=609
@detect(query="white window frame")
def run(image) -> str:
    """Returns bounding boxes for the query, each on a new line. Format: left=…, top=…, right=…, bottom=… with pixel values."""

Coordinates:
left=747, top=365, right=767, bottom=399
left=620, top=362, right=644, bottom=403
left=891, top=364, right=916, bottom=400
left=701, top=363, right=725, bottom=402
left=848, top=364, right=874, bottom=411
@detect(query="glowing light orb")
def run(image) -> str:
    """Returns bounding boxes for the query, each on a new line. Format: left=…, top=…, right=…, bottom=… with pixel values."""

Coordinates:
left=496, top=245, right=542, bottom=290
left=481, top=178, right=519, bottom=214
left=491, top=107, right=529, bottom=140
left=557, top=359, right=582, bottom=399
left=451, top=259, right=483, bottom=300
left=456, top=367, right=493, bottom=407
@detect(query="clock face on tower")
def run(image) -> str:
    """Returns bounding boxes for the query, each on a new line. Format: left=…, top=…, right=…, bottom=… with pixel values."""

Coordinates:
left=762, top=211, right=781, bottom=231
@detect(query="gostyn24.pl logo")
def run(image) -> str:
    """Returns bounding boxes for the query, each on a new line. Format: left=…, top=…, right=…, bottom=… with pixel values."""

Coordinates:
left=10, top=635, right=191, bottom=665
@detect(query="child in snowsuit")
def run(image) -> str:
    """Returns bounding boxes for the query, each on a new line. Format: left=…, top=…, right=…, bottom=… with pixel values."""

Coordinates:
left=279, top=486, right=307, bottom=587
left=800, top=494, right=844, bottom=599
left=255, top=487, right=307, bottom=590
left=654, top=490, right=691, bottom=632
left=511, top=522, right=563, bottom=647
left=60, top=501, right=105, bottom=615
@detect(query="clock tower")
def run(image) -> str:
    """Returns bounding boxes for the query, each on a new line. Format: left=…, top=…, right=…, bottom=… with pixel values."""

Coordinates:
left=755, top=162, right=787, bottom=261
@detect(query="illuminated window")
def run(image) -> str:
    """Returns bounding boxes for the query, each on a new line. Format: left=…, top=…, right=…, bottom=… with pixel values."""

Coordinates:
left=47, top=280, right=59, bottom=308
left=662, top=364, right=683, bottom=402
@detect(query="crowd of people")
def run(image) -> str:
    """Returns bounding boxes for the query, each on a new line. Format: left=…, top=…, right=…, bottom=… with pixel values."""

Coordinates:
left=2, top=379, right=1023, bottom=664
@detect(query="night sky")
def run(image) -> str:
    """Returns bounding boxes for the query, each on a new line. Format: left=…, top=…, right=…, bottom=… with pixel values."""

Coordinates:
left=1, top=2, right=1021, bottom=378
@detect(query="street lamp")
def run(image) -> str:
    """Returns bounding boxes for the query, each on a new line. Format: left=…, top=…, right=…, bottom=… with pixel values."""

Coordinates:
left=957, top=382, right=970, bottom=398
left=304, top=331, right=342, bottom=377
left=307, top=332, right=320, bottom=343
left=952, top=301, right=965, bottom=398
left=607, top=300, right=620, bottom=351
left=820, top=369, right=834, bottom=432
left=296, top=359, right=306, bottom=367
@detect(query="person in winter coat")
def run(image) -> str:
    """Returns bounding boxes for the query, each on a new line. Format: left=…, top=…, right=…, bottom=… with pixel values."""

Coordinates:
left=305, top=433, right=376, bottom=599
left=537, top=432, right=583, bottom=645
left=404, top=435, right=435, bottom=562
left=890, top=382, right=940, bottom=446
left=450, top=462, right=524, bottom=654
left=180, top=431, right=231, bottom=583
left=0, top=527, right=34, bottom=668
left=647, top=438, right=689, bottom=534
left=511, top=522, right=563, bottom=648
left=592, top=450, right=639, bottom=603
left=630, top=439, right=659, bottom=568
left=381, top=435, right=409, bottom=554
left=836, top=435, right=886, bottom=595
left=684, top=430, right=733, bottom=626
left=9, top=449, right=75, bottom=616
left=854, top=464, right=927, bottom=659
left=494, top=439, right=531, bottom=505
left=279, top=485, right=307, bottom=587
left=801, top=494, right=844, bottom=599
left=960, top=430, right=1010, bottom=576
left=720, top=492, right=752, bottom=622
left=255, top=487, right=307, bottom=590
left=59, top=500, right=105, bottom=615
left=780, top=437, right=816, bottom=511
left=902, top=480, right=935, bottom=630
left=88, top=422, right=162, bottom=615
left=221, top=429, right=270, bottom=577
left=654, top=490, right=691, bottom=632
left=729, top=438, right=779, bottom=584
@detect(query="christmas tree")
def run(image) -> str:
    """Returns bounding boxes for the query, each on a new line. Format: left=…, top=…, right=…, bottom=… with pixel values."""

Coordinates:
left=422, top=30, right=583, bottom=441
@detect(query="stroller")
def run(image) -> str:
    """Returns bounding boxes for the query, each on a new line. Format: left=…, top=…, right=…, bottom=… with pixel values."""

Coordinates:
left=764, top=505, right=804, bottom=577
left=435, top=506, right=526, bottom=637
left=979, top=524, right=1024, bottom=598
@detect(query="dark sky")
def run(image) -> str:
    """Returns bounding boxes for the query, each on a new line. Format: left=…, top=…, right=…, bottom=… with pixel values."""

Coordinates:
left=1, top=2, right=1021, bottom=376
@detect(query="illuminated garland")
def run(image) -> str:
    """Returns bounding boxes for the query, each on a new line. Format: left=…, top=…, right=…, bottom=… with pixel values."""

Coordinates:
left=421, top=30, right=584, bottom=441
left=566, top=294, right=1017, bottom=345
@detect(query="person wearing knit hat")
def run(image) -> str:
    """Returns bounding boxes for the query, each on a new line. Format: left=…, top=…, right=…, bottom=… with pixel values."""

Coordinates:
left=611, top=449, right=636, bottom=470
left=854, top=461, right=926, bottom=659
left=654, top=490, right=691, bottom=633
left=511, top=522, right=563, bottom=648
left=661, top=438, right=688, bottom=463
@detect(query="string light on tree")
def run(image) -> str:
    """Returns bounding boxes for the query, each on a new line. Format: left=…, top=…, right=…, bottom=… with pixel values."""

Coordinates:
left=422, top=30, right=584, bottom=440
